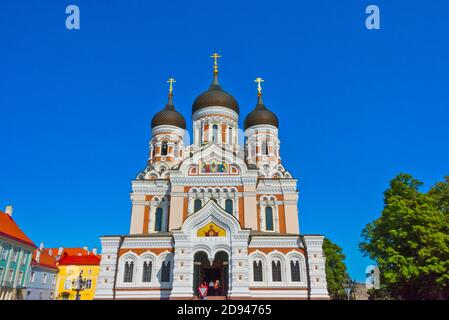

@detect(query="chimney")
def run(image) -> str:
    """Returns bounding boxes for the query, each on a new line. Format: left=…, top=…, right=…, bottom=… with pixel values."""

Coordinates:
left=39, top=242, right=44, bottom=250
left=83, top=246, right=88, bottom=253
left=92, top=248, right=98, bottom=255
left=58, top=247, right=64, bottom=256
left=48, top=249, right=53, bottom=256
left=5, top=205, right=13, bottom=217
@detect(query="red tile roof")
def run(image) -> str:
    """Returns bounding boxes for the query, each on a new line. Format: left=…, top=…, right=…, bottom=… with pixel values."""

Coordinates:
left=32, top=249, right=58, bottom=271
left=0, top=211, right=36, bottom=248
left=58, top=253, right=101, bottom=266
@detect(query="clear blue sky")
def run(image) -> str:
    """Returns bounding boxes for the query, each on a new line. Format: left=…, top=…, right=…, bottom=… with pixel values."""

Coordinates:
left=1, top=0, right=448, bottom=282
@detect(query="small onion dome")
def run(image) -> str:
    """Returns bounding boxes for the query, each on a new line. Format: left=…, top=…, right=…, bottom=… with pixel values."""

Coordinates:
left=151, top=94, right=186, bottom=129
left=192, top=74, right=239, bottom=114
left=244, top=94, right=279, bottom=130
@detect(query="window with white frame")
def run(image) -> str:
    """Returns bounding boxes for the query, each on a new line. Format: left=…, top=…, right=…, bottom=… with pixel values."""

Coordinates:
left=160, top=260, right=171, bottom=283
left=142, top=261, right=152, bottom=283
left=123, top=260, right=134, bottom=283
left=271, top=260, right=282, bottom=282
left=161, top=141, right=168, bottom=156
left=8, top=269, right=14, bottom=282
left=1, top=245, right=9, bottom=260
left=30, top=271, right=36, bottom=283
left=194, top=199, right=202, bottom=212
left=12, top=249, right=19, bottom=262
left=18, top=271, right=23, bottom=285
left=64, top=279, right=71, bottom=289
left=225, top=199, right=233, bottom=214
left=290, top=260, right=301, bottom=282
left=154, top=208, right=163, bottom=232
left=22, top=253, right=27, bottom=265
left=253, top=260, right=263, bottom=282
left=42, top=273, right=48, bottom=284
left=265, top=207, right=274, bottom=231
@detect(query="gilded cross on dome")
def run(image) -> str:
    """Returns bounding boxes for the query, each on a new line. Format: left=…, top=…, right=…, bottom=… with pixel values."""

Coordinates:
left=210, top=53, right=222, bottom=74
left=166, top=77, right=176, bottom=94
left=254, top=77, right=264, bottom=96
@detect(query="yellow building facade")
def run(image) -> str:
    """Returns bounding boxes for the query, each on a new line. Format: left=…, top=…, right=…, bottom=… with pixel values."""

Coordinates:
left=52, top=248, right=101, bottom=300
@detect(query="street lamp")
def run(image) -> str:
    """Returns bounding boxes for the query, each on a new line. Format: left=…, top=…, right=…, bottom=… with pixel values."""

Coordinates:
left=71, top=271, right=87, bottom=300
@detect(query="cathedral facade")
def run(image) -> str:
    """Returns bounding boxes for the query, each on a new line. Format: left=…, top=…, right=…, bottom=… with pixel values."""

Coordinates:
left=94, top=55, right=329, bottom=300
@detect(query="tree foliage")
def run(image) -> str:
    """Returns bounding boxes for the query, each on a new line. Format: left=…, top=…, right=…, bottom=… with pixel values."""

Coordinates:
left=360, top=174, right=449, bottom=299
left=322, top=238, right=350, bottom=299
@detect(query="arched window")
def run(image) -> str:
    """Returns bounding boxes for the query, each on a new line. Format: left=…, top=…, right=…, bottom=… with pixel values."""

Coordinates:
left=154, top=208, right=163, bottom=232
left=212, top=125, right=219, bottom=143
left=194, top=199, right=202, bottom=213
left=272, top=261, right=282, bottom=282
left=225, top=199, right=233, bottom=214
left=142, top=261, right=152, bottom=282
left=161, top=142, right=168, bottom=156
left=253, top=261, right=263, bottom=282
left=123, top=261, right=134, bottom=283
left=265, top=207, right=274, bottom=231
left=161, top=261, right=171, bottom=282
left=262, top=140, right=268, bottom=155
left=227, top=127, right=233, bottom=144
left=290, top=261, right=301, bottom=282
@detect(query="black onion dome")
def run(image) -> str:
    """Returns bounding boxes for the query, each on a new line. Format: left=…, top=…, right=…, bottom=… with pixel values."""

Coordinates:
left=244, top=95, right=279, bottom=130
left=192, top=75, right=239, bottom=114
left=151, top=94, right=186, bottom=129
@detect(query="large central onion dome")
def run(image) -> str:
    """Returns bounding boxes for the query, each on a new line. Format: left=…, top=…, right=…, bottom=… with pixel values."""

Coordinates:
left=244, top=94, right=279, bottom=130
left=151, top=93, right=186, bottom=129
left=192, top=71, right=239, bottom=114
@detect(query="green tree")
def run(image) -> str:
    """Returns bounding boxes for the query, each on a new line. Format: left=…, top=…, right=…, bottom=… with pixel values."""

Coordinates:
left=360, top=174, right=449, bottom=300
left=322, top=238, right=350, bottom=299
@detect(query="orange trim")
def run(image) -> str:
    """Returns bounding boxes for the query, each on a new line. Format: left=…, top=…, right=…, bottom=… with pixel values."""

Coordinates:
left=119, top=248, right=174, bottom=256
left=239, top=197, right=245, bottom=227
left=248, top=248, right=305, bottom=255
left=183, top=196, right=189, bottom=221
left=278, top=204, right=286, bottom=233
left=143, top=206, right=150, bottom=234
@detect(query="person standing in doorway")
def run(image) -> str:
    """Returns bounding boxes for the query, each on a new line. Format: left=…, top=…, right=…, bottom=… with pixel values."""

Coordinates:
left=214, top=280, right=221, bottom=296
left=209, top=280, right=214, bottom=296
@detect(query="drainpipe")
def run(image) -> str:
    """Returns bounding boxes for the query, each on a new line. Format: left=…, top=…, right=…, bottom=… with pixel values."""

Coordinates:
left=300, top=235, right=311, bottom=300
left=112, top=236, right=125, bottom=300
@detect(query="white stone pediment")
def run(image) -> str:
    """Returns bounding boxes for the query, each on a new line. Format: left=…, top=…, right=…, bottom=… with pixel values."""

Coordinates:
left=178, top=200, right=244, bottom=239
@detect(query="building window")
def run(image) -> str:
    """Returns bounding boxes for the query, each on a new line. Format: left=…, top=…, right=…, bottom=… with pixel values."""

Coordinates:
left=161, top=261, right=171, bottom=282
left=265, top=207, right=274, bottom=231
left=154, top=208, right=163, bottom=232
left=253, top=261, right=263, bottom=282
left=0, top=268, right=4, bottom=281
left=85, top=279, right=92, bottom=289
left=228, top=127, right=232, bottom=144
left=123, top=261, right=134, bottom=283
left=42, top=273, right=48, bottom=284
left=225, top=199, right=233, bottom=214
left=262, top=140, right=268, bottom=155
left=12, top=249, right=19, bottom=262
left=161, top=142, right=168, bottom=156
left=272, top=261, right=282, bottom=282
left=30, top=271, right=36, bottom=283
left=22, top=253, right=27, bottom=265
left=50, top=292, right=54, bottom=299
left=64, top=279, right=71, bottom=289
left=194, top=199, right=202, bottom=213
left=26, top=291, right=31, bottom=300
left=290, top=261, right=301, bottom=282
left=212, top=124, right=219, bottom=143
left=142, top=261, right=152, bottom=282
left=52, top=276, right=56, bottom=285
left=18, top=271, right=23, bottom=285
left=8, top=269, right=14, bottom=282
left=1, top=245, right=9, bottom=260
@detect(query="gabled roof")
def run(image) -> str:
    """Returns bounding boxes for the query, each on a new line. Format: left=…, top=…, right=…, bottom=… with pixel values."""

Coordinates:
left=32, top=249, right=58, bottom=271
left=58, top=253, right=101, bottom=266
left=0, top=211, right=36, bottom=248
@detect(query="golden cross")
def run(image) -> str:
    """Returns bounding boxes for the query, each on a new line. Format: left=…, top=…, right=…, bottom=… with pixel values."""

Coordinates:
left=210, top=53, right=222, bottom=73
left=166, top=77, right=176, bottom=94
left=254, top=77, right=264, bottom=95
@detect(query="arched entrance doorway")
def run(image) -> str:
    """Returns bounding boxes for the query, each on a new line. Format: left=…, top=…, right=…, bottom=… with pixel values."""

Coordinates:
left=193, top=251, right=229, bottom=297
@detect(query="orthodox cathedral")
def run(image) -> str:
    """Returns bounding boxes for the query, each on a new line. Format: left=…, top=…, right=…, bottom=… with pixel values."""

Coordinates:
left=94, top=54, right=329, bottom=300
